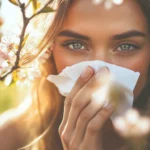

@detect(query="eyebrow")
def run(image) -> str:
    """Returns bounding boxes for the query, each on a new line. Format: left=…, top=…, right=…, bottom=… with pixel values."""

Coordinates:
left=112, top=30, right=146, bottom=40
left=57, top=29, right=146, bottom=41
left=57, top=30, right=90, bottom=41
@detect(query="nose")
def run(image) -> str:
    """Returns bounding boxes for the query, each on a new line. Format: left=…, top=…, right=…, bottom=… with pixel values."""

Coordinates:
left=89, top=50, right=113, bottom=64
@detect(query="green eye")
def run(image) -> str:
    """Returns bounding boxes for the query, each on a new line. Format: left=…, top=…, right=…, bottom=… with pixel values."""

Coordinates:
left=70, top=43, right=85, bottom=50
left=117, top=44, right=138, bottom=52
left=62, top=41, right=87, bottom=51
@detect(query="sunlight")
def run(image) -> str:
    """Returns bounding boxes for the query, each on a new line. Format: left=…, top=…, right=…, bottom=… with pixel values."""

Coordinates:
left=0, top=96, right=32, bottom=127
left=1, top=0, right=21, bottom=36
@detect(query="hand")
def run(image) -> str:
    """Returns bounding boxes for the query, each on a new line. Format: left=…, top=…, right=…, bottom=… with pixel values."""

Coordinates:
left=59, top=66, right=114, bottom=150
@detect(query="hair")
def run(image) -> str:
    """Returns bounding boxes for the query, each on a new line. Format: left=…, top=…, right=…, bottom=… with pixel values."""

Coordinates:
left=18, top=0, right=150, bottom=149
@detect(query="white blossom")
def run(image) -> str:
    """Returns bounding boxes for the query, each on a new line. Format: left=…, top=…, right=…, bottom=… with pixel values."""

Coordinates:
left=0, top=35, right=41, bottom=85
left=114, top=109, right=150, bottom=137
left=0, top=36, right=18, bottom=76
left=37, top=48, right=51, bottom=64
left=4, top=74, right=13, bottom=86
left=16, top=60, right=41, bottom=86
left=92, top=0, right=124, bottom=9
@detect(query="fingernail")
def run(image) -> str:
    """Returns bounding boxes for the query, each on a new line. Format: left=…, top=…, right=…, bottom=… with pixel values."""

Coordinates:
left=104, top=103, right=114, bottom=110
left=96, top=67, right=109, bottom=79
left=81, top=66, right=93, bottom=79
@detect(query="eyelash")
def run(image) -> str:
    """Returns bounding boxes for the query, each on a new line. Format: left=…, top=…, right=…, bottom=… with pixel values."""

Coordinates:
left=115, top=42, right=139, bottom=53
left=61, top=40, right=87, bottom=51
left=61, top=40, right=139, bottom=53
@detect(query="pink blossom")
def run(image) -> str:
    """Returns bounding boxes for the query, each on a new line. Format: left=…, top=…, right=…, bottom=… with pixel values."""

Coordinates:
left=0, top=50, right=9, bottom=67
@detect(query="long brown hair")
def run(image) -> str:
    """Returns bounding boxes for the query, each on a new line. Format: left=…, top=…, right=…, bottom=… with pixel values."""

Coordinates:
left=19, top=0, right=72, bottom=149
left=21, top=0, right=150, bottom=149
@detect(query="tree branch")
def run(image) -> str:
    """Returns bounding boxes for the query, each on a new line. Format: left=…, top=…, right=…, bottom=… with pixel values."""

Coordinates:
left=0, top=0, right=54, bottom=81
left=0, top=3, right=29, bottom=81
left=17, top=0, right=22, bottom=6
left=29, top=0, right=53, bottom=20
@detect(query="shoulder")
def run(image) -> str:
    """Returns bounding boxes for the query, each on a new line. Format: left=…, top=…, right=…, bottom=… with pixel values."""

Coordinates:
left=0, top=111, right=27, bottom=150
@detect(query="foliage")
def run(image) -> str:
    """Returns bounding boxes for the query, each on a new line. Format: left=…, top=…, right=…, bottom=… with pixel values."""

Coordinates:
left=0, top=81, right=29, bottom=114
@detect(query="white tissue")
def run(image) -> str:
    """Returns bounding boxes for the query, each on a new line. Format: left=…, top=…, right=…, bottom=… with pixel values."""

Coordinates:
left=47, top=60, right=140, bottom=119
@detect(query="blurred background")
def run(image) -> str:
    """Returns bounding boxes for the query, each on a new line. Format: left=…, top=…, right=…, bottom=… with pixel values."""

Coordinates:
left=0, top=0, right=28, bottom=114
left=0, top=0, right=53, bottom=114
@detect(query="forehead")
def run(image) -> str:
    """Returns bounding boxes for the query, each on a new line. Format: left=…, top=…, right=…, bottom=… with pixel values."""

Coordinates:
left=60, top=0, right=148, bottom=34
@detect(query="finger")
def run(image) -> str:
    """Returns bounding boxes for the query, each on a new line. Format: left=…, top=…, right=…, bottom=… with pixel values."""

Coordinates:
left=59, top=66, right=94, bottom=133
left=70, top=98, right=105, bottom=147
left=83, top=105, right=114, bottom=146
left=66, top=67, right=109, bottom=132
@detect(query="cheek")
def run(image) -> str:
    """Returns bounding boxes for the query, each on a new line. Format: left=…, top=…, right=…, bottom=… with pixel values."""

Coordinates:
left=116, top=52, right=149, bottom=99
left=53, top=44, right=150, bottom=99
left=133, top=61, right=149, bottom=99
left=53, top=45, right=85, bottom=73
left=133, top=64, right=148, bottom=99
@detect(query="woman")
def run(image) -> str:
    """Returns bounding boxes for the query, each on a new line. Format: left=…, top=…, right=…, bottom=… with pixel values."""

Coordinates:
left=0, top=0, right=150, bottom=149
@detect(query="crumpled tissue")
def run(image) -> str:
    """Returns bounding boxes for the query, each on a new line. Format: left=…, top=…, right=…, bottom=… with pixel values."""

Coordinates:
left=47, top=60, right=140, bottom=120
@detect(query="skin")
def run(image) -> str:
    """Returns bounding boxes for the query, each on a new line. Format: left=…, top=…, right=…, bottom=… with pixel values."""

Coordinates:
left=52, top=0, right=150, bottom=149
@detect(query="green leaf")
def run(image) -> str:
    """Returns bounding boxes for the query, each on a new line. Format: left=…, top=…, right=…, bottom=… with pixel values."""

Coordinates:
left=41, top=6, right=55, bottom=13
left=30, top=0, right=38, bottom=13
left=9, top=0, right=19, bottom=6
left=37, top=1, right=41, bottom=9
left=22, top=34, right=29, bottom=48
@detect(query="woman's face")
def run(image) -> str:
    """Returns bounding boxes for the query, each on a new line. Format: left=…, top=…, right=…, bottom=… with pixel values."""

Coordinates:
left=52, top=0, right=150, bottom=99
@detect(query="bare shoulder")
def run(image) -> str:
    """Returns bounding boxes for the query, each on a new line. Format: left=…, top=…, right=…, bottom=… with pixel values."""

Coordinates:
left=0, top=112, right=27, bottom=150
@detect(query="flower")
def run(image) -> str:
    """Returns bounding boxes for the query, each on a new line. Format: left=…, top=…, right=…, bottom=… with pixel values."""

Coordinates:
left=0, top=35, right=42, bottom=85
left=37, top=48, right=51, bottom=64
left=16, top=60, right=41, bottom=86
left=114, top=109, right=150, bottom=138
left=0, top=17, right=4, bottom=27
left=92, top=0, right=124, bottom=9
left=0, top=36, right=19, bottom=76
